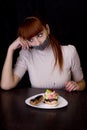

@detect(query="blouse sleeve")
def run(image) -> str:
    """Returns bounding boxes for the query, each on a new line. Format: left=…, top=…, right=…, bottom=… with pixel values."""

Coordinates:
left=13, top=50, right=28, bottom=79
left=70, top=45, right=84, bottom=81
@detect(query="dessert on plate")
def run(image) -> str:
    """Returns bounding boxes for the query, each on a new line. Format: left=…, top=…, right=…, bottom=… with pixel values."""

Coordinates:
left=30, top=95, right=43, bottom=105
left=43, top=89, right=59, bottom=106
left=29, top=89, right=59, bottom=107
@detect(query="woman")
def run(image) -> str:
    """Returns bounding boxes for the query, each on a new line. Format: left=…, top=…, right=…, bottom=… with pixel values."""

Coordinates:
left=1, top=16, right=86, bottom=91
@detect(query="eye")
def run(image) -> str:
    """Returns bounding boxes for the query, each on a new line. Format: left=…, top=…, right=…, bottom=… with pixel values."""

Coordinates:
left=37, top=32, right=43, bottom=38
left=28, top=38, right=33, bottom=42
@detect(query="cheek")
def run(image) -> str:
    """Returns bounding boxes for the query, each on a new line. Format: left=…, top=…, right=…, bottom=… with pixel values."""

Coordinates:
left=29, top=41, right=36, bottom=46
left=40, top=36, right=47, bottom=43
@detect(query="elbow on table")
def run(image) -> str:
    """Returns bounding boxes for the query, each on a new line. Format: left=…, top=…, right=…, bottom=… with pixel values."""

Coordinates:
left=0, top=81, right=15, bottom=90
left=78, top=79, right=86, bottom=91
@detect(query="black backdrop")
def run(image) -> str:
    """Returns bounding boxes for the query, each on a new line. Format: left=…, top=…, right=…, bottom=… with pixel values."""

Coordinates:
left=0, top=0, right=87, bottom=87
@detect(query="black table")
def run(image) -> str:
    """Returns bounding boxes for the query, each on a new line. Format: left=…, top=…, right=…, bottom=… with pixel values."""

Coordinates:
left=0, top=87, right=87, bottom=130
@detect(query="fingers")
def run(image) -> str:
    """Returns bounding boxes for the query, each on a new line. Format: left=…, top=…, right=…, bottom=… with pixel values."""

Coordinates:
left=65, top=81, right=79, bottom=92
left=20, top=38, right=30, bottom=49
left=9, top=37, right=32, bottom=52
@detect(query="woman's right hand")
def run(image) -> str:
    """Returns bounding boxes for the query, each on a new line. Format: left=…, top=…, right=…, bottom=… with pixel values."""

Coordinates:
left=9, top=37, right=30, bottom=51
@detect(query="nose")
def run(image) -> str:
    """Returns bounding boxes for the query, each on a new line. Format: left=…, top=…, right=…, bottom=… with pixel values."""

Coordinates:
left=34, top=37, right=40, bottom=45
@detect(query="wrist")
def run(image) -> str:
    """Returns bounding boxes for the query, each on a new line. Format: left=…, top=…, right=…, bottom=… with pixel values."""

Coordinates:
left=8, top=44, right=15, bottom=52
left=8, top=45, right=15, bottom=55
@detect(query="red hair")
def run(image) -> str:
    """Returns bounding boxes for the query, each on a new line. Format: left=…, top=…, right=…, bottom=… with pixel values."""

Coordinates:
left=18, top=16, right=45, bottom=39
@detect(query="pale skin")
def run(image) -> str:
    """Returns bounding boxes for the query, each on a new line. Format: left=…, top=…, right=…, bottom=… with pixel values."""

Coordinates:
left=1, top=24, right=86, bottom=91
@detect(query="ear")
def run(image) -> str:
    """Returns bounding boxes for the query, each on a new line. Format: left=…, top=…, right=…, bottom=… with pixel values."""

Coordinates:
left=46, top=24, right=50, bottom=34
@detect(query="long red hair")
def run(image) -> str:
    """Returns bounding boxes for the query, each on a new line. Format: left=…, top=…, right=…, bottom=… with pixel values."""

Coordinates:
left=18, top=16, right=63, bottom=70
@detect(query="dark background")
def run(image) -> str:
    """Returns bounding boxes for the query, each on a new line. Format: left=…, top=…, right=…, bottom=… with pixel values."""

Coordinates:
left=0, top=0, right=87, bottom=87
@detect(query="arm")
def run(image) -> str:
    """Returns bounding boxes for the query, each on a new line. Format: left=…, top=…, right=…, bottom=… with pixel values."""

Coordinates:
left=65, top=79, right=86, bottom=92
left=65, top=45, right=86, bottom=92
left=1, top=37, right=29, bottom=90
left=77, top=79, right=86, bottom=90
left=1, top=45, right=20, bottom=90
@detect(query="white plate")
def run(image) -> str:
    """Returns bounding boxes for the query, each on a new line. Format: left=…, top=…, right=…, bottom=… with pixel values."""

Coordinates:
left=25, top=93, right=68, bottom=109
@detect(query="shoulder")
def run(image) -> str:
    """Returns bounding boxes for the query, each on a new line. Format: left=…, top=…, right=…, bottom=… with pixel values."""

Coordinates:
left=62, top=44, right=76, bottom=51
left=62, top=44, right=77, bottom=55
left=61, top=44, right=79, bottom=61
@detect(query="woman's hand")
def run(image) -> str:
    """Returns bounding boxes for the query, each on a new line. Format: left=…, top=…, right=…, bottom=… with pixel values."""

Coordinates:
left=9, top=37, right=31, bottom=51
left=65, top=81, right=79, bottom=92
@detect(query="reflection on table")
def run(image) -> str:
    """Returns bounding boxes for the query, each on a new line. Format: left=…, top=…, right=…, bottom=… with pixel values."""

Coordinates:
left=0, top=87, right=87, bottom=130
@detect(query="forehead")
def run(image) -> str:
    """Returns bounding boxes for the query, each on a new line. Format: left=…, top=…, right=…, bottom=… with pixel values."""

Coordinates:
left=26, top=25, right=45, bottom=40
left=29, top=28, right=47, bottom=39
left=29, top=26, right=47, bottom=38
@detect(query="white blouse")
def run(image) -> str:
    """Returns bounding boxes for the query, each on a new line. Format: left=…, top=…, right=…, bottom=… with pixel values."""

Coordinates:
left=14, top=45, right=83, bottom=89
